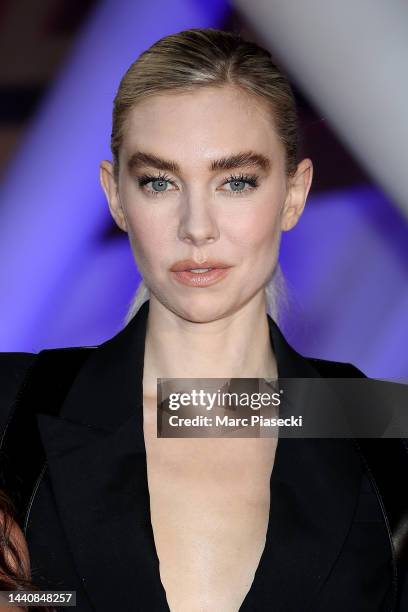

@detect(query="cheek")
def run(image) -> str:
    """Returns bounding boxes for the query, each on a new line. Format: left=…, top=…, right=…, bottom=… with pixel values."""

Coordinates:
left=225, top=204, right=281, bottom=252
left=125, top=206, right=173, bottom=268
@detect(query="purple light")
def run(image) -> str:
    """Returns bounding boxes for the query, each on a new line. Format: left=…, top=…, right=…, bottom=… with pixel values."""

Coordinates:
left=0, top=2, right=406, bottom=378
left=280, top=186, right=408, bottom=377
left=0, top=0, right=230, bottom=350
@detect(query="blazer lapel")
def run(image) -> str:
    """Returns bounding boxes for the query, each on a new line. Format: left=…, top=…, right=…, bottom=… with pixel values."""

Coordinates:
left=35, top=300, right=362, bottom=611
left=36, top=300, right=169, bottom=610
left=241, top=318, right=363, bottom=611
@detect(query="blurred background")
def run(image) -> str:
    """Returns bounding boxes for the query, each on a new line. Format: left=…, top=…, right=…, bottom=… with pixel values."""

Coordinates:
left=0, top=0, right=407, bottom=378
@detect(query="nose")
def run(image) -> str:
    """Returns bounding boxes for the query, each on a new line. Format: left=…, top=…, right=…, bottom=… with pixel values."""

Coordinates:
left=177, top=195, right=220, bottom=247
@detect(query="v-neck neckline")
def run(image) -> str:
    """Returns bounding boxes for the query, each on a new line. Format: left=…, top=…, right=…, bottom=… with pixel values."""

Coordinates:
left=134, top=300, right=306, bottom=610
left=140, top=431, right=281, bottom=610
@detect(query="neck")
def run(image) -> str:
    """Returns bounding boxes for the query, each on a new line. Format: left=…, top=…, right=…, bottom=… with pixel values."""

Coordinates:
left=142, top=294, right=277, bottom=398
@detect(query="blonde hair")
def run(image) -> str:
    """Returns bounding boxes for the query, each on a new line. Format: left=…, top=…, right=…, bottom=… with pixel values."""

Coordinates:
left=110, top=28, right=298, bottom=324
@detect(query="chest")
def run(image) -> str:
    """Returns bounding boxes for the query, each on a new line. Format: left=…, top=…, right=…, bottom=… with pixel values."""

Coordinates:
left=143, top=396, right=277, bottom=611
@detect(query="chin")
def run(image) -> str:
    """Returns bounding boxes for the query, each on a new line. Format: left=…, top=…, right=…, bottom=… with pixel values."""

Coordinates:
left=174, top=294, right=232, bottom=323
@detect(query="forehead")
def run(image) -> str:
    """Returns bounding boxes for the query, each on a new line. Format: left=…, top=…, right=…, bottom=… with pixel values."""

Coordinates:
left=121, top=85, right=284, bottom=168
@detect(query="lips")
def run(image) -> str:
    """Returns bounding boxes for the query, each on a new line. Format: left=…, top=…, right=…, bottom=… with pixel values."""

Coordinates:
left=171, top=267, right=231, bottom=288
left=170, top=259, right=231, bottom=272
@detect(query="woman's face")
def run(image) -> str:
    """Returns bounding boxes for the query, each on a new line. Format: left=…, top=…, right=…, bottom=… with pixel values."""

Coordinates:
left=101, top=85, right=312, bottom=322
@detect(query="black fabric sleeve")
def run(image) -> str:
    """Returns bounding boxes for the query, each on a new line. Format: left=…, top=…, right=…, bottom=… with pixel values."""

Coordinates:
left=0, top=353, right=36, bottom=433
left=307, top=356, right=367, bottom=378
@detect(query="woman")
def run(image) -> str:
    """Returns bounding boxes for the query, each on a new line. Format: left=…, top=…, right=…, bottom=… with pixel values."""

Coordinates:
left=1, top=27, right=407, bottom=611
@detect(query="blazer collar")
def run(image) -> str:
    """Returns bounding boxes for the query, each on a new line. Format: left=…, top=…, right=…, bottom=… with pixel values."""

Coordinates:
left=43, top=299, right=319, bottom=431
left=34, top=300, right=362, bottom=611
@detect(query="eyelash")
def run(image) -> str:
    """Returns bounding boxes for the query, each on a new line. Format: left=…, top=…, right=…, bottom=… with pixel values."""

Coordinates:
left=136, top=172, right=259, bottom=198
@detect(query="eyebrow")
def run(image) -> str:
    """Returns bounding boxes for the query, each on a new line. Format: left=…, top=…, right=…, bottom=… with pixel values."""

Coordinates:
left=127, top=150, right=272, bottom=174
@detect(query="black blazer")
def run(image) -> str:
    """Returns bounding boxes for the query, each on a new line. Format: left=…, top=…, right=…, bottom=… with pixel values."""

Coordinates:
left=0, top=300, right=405, bottom=611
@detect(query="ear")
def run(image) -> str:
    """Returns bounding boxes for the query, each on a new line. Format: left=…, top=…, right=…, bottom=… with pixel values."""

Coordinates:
left=99, top=160, right=128, bottom=232
left=280, top=158, right=313, bottom=232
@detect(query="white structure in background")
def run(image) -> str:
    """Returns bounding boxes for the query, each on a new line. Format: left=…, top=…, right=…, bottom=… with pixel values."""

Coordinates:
left=233, top=0, right=408, bottom=220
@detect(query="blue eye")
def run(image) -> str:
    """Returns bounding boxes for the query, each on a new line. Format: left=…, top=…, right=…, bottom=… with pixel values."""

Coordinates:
left=230, top=180, right=246, bottom=191
left=136, top=172, right=260, bottom=198
left=137, top=172, right=174, bottom=196
left=230, top=181, right=247, bottom=191
left=151, top=179, right=168, bottom=192
left=223, top=174, right=259, bottom=196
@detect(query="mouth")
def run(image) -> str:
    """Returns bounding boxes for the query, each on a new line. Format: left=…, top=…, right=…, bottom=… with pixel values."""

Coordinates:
left=170, top=259, right=231, bottom=272
left=169, top=261, right=232, bottom=287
